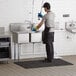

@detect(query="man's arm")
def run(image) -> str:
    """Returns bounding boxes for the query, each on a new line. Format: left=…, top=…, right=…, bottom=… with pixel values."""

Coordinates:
left=32, top=17, right=45, bottom=31
left=36, top=19, right=44, bottom=29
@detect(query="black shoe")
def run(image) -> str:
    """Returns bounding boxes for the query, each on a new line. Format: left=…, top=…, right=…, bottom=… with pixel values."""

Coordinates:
left=43, top=58, right=52, bottom=63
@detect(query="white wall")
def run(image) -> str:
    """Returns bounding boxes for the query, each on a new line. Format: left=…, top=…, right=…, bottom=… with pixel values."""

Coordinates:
left=0, top=0, right=33, bottom=31
left=54, top=30, right=76, bottom=56
left=0, top=0, right=76, bottom=59
left=0, top=0, right=76, bottom=30
left=52, top=0, right=76, bottom=29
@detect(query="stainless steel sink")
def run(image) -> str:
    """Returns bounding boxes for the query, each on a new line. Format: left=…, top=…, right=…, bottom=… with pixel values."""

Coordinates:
left=65, top=21, right=76, bottom=33
left=12, top=31, right=42, bottom=43
left=30, top=31, right=42, bottom=42
left=9, top=23, right=42, bottom=43
left=12, top=31, right=29, bottom=43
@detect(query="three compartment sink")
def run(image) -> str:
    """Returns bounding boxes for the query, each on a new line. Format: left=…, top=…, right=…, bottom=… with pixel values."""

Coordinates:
left=12, top=31, right=42, bottom=43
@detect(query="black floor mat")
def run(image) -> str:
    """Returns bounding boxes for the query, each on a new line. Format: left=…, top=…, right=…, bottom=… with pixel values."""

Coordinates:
left=14, top=59, right=73, bottom=69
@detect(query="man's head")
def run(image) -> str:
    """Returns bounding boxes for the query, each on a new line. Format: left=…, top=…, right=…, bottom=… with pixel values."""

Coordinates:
left=43, top=2, right=51, bottom=12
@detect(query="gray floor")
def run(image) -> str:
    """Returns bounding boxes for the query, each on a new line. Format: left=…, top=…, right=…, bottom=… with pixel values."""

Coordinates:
left=0, top=55, right=76, bottom=76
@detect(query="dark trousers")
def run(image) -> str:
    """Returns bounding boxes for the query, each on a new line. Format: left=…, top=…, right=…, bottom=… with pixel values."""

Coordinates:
left=46, top=42, right=54, bottom=61
left=42, top=27, right=54, bottom=61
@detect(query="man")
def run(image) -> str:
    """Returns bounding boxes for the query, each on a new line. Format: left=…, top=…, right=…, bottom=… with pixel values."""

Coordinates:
left=33, top=2, right=55, bottom=62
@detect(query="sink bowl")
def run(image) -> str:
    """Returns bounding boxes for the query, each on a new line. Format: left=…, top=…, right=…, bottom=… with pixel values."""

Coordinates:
left=30, top=32, right=42, bottom=42
left=65, top=22, right=76, bottom=33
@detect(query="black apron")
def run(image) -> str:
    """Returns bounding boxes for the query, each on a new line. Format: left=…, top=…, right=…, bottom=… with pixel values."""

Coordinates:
left=42, top=27, right=54, bottom=44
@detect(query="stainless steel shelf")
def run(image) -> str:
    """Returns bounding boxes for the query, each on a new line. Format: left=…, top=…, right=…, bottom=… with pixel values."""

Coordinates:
left=0, top=58, right=10, bottom=61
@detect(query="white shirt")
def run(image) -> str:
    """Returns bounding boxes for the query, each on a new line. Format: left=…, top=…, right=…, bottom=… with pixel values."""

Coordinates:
left=42, top=11, right=55, bottom=32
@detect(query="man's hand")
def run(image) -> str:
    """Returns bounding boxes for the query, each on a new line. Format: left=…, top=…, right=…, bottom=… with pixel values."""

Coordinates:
left=32, top=26, right=38, bottom=31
